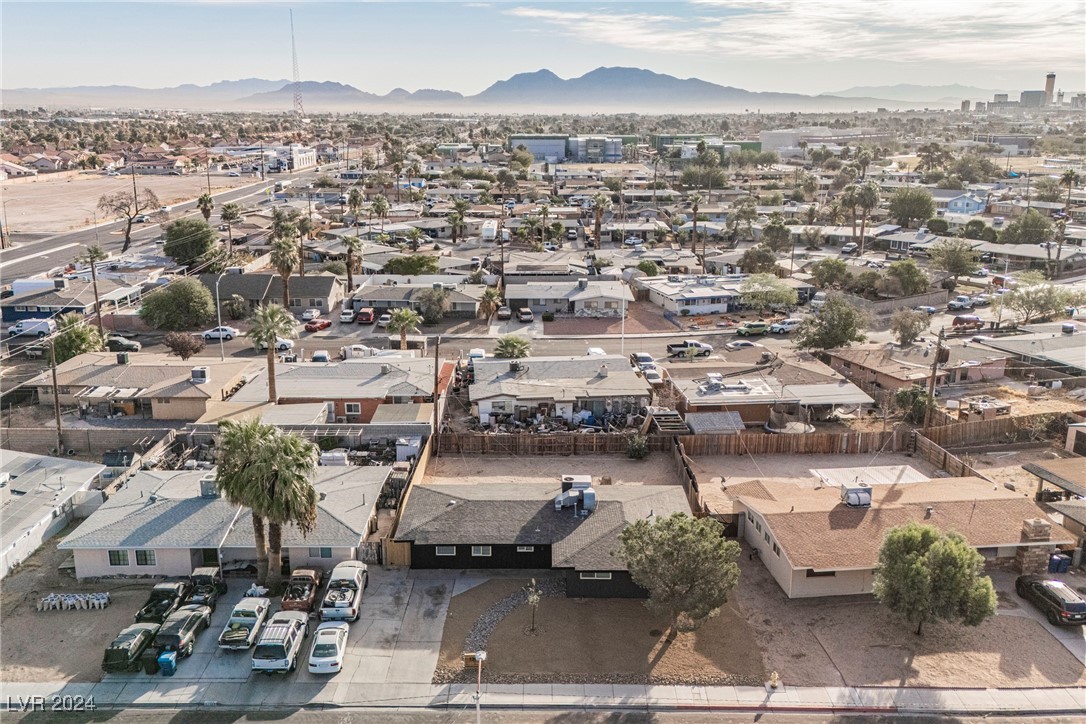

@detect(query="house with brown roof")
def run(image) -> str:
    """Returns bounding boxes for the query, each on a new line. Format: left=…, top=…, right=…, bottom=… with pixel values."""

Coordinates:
left=736, top=476, right=1073, bottom=598
left=825, top=344, right=1007, bottom=395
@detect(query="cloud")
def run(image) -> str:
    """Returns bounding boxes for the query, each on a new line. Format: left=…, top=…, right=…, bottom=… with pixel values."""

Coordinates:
left=505, top=0, right=1084, bottom=69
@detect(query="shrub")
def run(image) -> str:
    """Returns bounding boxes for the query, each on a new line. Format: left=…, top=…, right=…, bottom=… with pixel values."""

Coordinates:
left=542, top=311, right=555, bottom=322
left=626, top=434, right=650, bottom=460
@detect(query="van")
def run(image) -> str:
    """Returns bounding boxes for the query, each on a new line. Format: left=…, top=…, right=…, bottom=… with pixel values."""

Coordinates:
left=7, top=319, right=57, bottom=338
left=517, top=308, right=535, bottom=323
left=356, top=308, right=376, bottom=324
left=952, top=315, right=985, bottom=330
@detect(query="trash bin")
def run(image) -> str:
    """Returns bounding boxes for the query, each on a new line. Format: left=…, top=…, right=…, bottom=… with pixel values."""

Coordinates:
left=141, top=649, right=160, bottom=675
left=1056, top=554, right=1072, bottom=573
left=1048, top=554, right=1063, bottom=573
left=157, top=649, right=178, bottom=677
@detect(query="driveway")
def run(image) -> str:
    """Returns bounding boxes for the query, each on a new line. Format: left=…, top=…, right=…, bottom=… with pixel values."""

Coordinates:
left=100, top=567, right=466, bottom=701
left=992, top=569, right=1086, bottom=667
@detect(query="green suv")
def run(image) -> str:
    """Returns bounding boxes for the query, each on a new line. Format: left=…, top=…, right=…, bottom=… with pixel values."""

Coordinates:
left=735, top=322, right=769, bottom=337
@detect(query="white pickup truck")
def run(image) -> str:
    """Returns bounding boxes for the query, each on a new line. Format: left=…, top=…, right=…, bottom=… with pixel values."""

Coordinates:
left=318, top=561, right=369, bottom=622
left=217, top=597, right=270, bottom=650
left=665, top=340, right=714, bottom=358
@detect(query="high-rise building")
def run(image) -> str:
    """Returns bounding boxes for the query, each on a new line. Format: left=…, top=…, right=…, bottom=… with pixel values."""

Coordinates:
left=993, top=93, right=1009, bottom=103
left=960, top=100, right=971, bottom=112
left=1020, top=90, right=1046, bottom=107
left=974, top=101, right=987, bottom=112
left=1045, top=73, right=1056, bottom=105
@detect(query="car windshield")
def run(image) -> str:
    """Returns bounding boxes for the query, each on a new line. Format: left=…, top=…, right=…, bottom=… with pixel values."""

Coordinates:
left=192, top=576, right=213, bottom=586
left=312, top=642, right=339, bottom=658
left=332, top=580, right=358, bottom=591
left=233, top=610, right=258, bottom=619
left=253, top=644, right=286, bottom=660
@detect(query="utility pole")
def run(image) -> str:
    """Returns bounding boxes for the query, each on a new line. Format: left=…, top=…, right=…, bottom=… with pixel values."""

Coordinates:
left=432, top=335, right=441, bottom=432
left=205, top=154, right=212, bottom=195
left=49, top=342, right=63, bottom=455
left=922, top=329, right=946, bottom=432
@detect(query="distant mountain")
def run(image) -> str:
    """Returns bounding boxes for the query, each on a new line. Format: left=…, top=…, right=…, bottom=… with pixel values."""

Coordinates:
left=2, top=68, right=957, bottom=112
left=829, top=83, right=1009, bottom=102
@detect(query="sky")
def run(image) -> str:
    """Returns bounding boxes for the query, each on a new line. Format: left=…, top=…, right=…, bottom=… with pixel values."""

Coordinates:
left=3, top=0, right=1084, bottom=95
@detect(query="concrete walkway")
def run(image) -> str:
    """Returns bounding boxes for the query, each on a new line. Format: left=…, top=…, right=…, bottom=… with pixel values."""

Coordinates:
left=2, top=679, right=1083, bottom=715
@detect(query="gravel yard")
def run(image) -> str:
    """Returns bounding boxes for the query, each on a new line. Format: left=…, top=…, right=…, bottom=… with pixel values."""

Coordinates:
left=424, top=455, right=679, bottom=487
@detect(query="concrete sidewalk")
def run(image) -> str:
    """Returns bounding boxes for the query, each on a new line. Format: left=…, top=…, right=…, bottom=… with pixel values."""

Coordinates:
left=2, top=680, right=1083, bottom=715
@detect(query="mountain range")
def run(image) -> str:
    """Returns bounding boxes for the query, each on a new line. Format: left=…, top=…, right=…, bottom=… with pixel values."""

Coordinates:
left=829, top=83, right=1009, bottom=103
left=2, top=67, right=972, bottom=112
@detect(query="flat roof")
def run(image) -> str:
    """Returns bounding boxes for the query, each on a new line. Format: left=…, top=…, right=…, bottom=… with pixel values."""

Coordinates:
left=1, top=450, right=105, bottom=553
left=811, top=465, right=929, bottom=487
left=1023, top=458, right=1086, bottom=498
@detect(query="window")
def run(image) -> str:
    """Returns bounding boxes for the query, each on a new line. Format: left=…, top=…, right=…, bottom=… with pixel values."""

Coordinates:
left=764, top=532, right=771, bottom=544
left=108, top=550, right=129, bottom=566
left=806, top=569, right=836, bottom=578
left=491, top=401, right=511, bottom=413
left=747, top=512, right=754, bottom=523
left=390, top=396, right=413, bottom=404
left=289, top=298, right=301, bottom=307
left=516, top=546, right=535, bottom=553
left=435, top=546, right=456, bottom=556
left=755, top=521, right=762, bottom=533
left=471, top=545, right=492, bottom=557
left=344, top=403, right=362, bottom=415
left=772, top=542, right=780, bottom=557
left=135, top=550, right=156, bottom=566
left=14, top=306, right=27, bottom=312
left=579, top=572, right=612, bottom=580
left=158, top=398, right=170, bottom=404
left=308, top=547, right=332, bottom=558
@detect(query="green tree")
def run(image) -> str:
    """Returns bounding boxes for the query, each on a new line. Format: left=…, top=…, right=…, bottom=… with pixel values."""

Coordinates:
left=890, top=309, right=930, bottom=346
left=592, top=192, right=613, bottom=246
left=479, top=287, right=502, bottom=322
left=879, top=259, right=929, bottom=297
left=889, top=188, right=935, bottom=228
left=794, top=295, right=867, bottom=350
left=619, top=513, right=740, bottom=634
left=404, top=227, right=425, bottom=252
left=139, top=278, right=215, bottom=330
left=163, top=331, right=206, bottom=360
left=729, top=196, right=758, bottom=240
left=448, top=212, right=464, bottom=245
left=222, top=294, right=248, bottom=321
left=219, top=202, right=242, bottom=253
left=894, top=386, right=935, bottom=425
left=998, top=209, right=1052, bottom=246
left=387, top=307, right=423, bottom=350
left=737, top=245, right=778, bottom=274
left=929, top=237, right=979, bottom=283
left=959, top=219, right=998, bottom=242
left=761, top=214, right=792, bottom=254
left=416, top=287, right=449, bottom=324
left=163, top=218, right=218, bottom=267
left=383, top=254, right=439, bottom=275
left=916, top=142, right=951, bottom=172
left=494, top=334, right=531, bottom=358
left=873, top=522, right=997, bottom=636
left=270, top=236, right=298, bottom=308
left=196, top=192, right=214, bottom=222
left=248, top=303, right=297, bottom=402
left=347, top=187, right=364, bottom=216
left=1033, top=177, right=1062, bottom=203
left=371, top=195, right=390, bottom=232
left=637, top=260, right=660, bottom=277
left=739, top=273, right=798, bottom=313
left=1003, top=271, right=1084, bottom=323
left=1060, top=169, right=1081, bottom=211
left=342, top=236, right=363, bottom=293
left=925, top=217, right=950, bottom=235
left=810, top=258, right=851, bottom=288
left=321, top=260, right=347, bottom=275
left=855, top=181, right=881, bottom=255
left=52, top=313, right=104, bottom=363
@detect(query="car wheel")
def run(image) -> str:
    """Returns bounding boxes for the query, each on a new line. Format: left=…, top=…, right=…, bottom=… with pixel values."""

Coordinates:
left=183, top=642, right=193, bottom=658
left=37, top=331, right=47, bottom=338
left=204, top=335, right=213, bottom=341
left=289, top=659, right=296, bottom=673
left=225, top=334, right=233, bottom=341
left=1015, top=582, right=1025, bottom=597
left=1046, top=610, right=1060, bottom=626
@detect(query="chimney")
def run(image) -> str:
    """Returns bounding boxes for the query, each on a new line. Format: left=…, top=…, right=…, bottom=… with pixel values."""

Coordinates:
left=191, top=366, right=210, bottom=384
left=1014, top=517, right=1053, bottom=575
left=598, top=364, right=608, bottom=378
left=380, top=364, right=391, bottom=375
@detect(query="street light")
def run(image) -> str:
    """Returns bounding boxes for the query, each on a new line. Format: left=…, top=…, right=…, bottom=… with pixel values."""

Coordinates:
left=214, top=272, right=228, bottom=361
left=473, top=650, right=487, bottom=724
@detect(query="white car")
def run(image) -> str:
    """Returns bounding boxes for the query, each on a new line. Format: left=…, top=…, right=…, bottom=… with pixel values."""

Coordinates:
left=258, top=337, right=295, bottom=352
left=623, top=237, right=644, bottom=247
left=643, top=367, right=664, bottom=385
left=301, top=309, right=322, bottom=321
left=308, top=622, right=349, bottom=674
left=543, top=242, right=560, bottom=252
left=202, top=326, right=240, bottom=341
left=339, top=309, right=357, bottom=323
left=769, top=319, right=802, bottom=334
left=227, top=171, right=241, bottom=177
left=586, top=347, right=607, bottom=356
left=218, top=597, right=271, bottom=651
left=376, top=313, right=392, bottom=328
left=724, top=340, right=765, bottom=351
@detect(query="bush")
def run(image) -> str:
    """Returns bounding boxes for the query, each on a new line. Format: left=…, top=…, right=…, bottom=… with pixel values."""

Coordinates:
left=139, top=278, right=215, bottom=331
left=321, top=261, right=347, bottom=275
left=626, top=434, right=650, bottom=460
left=542, top=311, right=555, bottom=322
left=163, top=331, right=206, bottom=360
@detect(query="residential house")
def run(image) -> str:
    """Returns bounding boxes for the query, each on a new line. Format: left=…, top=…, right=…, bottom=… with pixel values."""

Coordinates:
left=1, top=278, right=142, bottom=323
left=347, top=281, right=487, bottom=318
left=944, top=193, right=987, bottom=215
left=28, top=353, right=257, bottom=420
left=990, top=199, right=1066, bottom=218
left=972, top=329, right=1086, bottom=377
left=635, top=274, right=746, bottom=316
left=736, top=476, right=1074, bottom=598
left=825, top=345, right=1008, bottom=394
left=59, top=466, right=390, bottom=580
left=470, top=355, right=652, bottom=426
left=198, top=273, right=344, bottom=316
left=504, top=279, right=633, bottom=316
left=23, top=154, right=64, bottom=172
left=395, top=481, right=690, bottom=598
left=127, top=156, right=187, bottom=175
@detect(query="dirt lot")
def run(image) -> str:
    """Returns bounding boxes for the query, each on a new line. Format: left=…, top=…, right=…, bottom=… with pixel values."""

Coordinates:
left=1, top=170, right=255, bottom=233
left=544, top=302, right=679, bottom=336
left=734, top=546, right=1086, bottom=688
left=0, top=529, right=155, bottom=683
left=981, top=385, right=1086, bottom=416
left=435, top=578, right=764, bottom=686
left=423, top=455, right=679, bottom=487
left=956, top=445, right=1073, bottom=493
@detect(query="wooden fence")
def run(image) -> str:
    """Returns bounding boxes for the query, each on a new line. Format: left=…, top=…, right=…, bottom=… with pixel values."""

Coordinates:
left=924, top=412, right=1073, bottom=448
left=671, top=438, right=707, bottom=516
left=433, top=432, right=672, bottom=457
left=674, top=430, right=902, bottom=456
left=914, top=433, right=991, bottom=481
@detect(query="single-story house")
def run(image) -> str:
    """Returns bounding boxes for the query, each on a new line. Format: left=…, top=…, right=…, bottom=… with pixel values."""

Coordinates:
left=469, top=355, right=652, bottom=426
left=635, top=274, right=746, bottom=315
left=672, top=374, right=872, bottom=425
left=944, top=193, right=987, bottom=215
left=59, top=466, right=390, bottom=580
left=826, top=345, right=1008, bottom=393
left=347, top=282, right=488, bottom=318
left=395, top=481, right=690, bottom=597
left=736, top=476, right=1074, bottom=598
left=504, top=279, right=633, bottom=316
left=990, top=199, right=1066, bottom=218
left=972, top=332, right=1086, bottom=377
left=198, top=273, right=344, bottom=316
left=1, top=278, right=143, bottom=323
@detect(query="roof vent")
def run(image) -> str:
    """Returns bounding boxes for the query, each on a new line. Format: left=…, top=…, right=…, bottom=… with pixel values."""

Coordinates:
left=199, top=475, right=219, bottom=499
left=561, top=474, right=592, bottom=491
left=509, top=360, right=523, bottom=373
left=840, top=482, right=872, bottom=508
left=116, top=352, right=130, bottom=365
left=598, top=364, right=608, bottom=378
left=380, top=364, right=391, bottom=375
left=578, top=278, right=588, bottom=289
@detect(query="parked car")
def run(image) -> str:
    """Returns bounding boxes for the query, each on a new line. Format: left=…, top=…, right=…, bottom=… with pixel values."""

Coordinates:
left=135, top=582, right=193, bottom=624
left=809, top=291, right=828, bottom=311
left=102, top=623, right=160, bottom=673
left=202, top=326, right=239, bottom=341
left=1016, top=575, right=1086, bottom=626
left=724, top=340, right=765, bottom=351
left=308, top=621, right=349, bottom=674
left=185, top=567, right=227, bottom=611
left=630, top=352, right=655, bottom=370
left=736, top=321, right=769, bottom=337
left=133, top=214, right=151, bottom=223
left=311, top=350, right=330, bottom=363
left=643, top=367, right=664, bottom=385
left=865, top=260, right=885, bottom=269
left=666, top=340, right=713, bottom=358
left=769, top=319, right=802, bottom=334
left=543, top=242, right=560, bottom=252
left=251, top=611, right=309, bottom=674
left=339, top=309, right=357, bottom=323
left=304, top=318, right=332, bottom=332
left=623, top=237, right=644, bottom=247
left=227, top=171, right=241, bottom=177
left=218, top=597, right=271, bottom=651
left=496, top=306, right=512, bottom=321
left=105, top=336, right=142, bottom=352
left=586, top=347, right=607, bottom=356
left=971, top=267, right=989, bottom=277
left=7, top=319, right=57, bottom=338
left=153, top=604, right=212, bottom=658
left=257, top=337, right=295, bottom=352
left=566, top=228, right=579, bottom=241
left=947, top=295, right=975, bottom=311
left=282, top=569, right=325, bottom=613
left=840, top=242, right=859, bottom=255
left=952, top=315, right=985, bottom=330
left=915, top=305, right=938, bottom=316
left=356, top=307, right=376, bottom=325
left=301, top=308, right=322, bottom=321
left=517, top=307, right=534, bottom=323
left=319, top=561, right=369, bottom=622
left=376, top=313, right=392, bottom=328
left=970, top=294, right=992, bottom=307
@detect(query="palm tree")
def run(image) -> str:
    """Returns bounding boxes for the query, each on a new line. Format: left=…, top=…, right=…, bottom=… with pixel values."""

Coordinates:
left=822, top=200, right=844, bottom=225
left=219, top=203, right=241, bottom=253
left=215, top=418, right=274, bottom=584
left=388, top=308, right=423, bottom=350
left=689, top=193, right=703, bottom=254
left=296, top=216, right=315, bottom=278
left=494, top=334, right=531, bottom=358
left=592, top=192, right=613, bottom=246
left=539, top=203, right=550, bottom=245
left=247, top=304, right=297, bottom=404
left=522, top=216, right=541, bottom=246
left=856, top=148, right=873, bottom=180
left=405, top=227, right=424, bottom=252
left=347, top=187, right=364, bottom=218
left=262, top=431, right=319, bottom=590
left=343, top=235, right=362, bottom=292
left=270, top=235, right=298, bottom=308
left=855, top=181, right=881, bottom=256
left=371, top=195, right=390, bottom=233
left=197, top=193, right=214, bottom=222
left=839, top=184, right=860, bottom=244
left=1060, top=169, right=1081, bottom=213
left=479, top=288, right=502, bottom=322
left=448, top=212, right=464, bottom=245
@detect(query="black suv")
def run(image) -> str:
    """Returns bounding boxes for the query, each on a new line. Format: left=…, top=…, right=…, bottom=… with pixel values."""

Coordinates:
left=153, top=604, right=212, bottom=657
left=102, top=623, right=159, bottom=673
left=135, top=582, right=193, bottom=624
left=1016, top=575, right=1086, bottom=626
left=185, top=567, right=227, bottom=611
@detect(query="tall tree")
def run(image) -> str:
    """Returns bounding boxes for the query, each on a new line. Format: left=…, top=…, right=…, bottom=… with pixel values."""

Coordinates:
left=810, top=258, right=852, bottom=288
left=262, top=431, right=319, bottom=590
left=138, top=278, right=215, bottom=331
left=247, top=303, right=297, bottom=403
left=197, top=192, right=214, bottom=222
left=163, top=218, right=217, bottom=266
left=371, top=195, right=390, bottom=232
left=592, top=192, right=613, bottom=246
left=889, top=188, right=935, bottom=228
left=839, top=184, right=860, bottom=243
left=1060, top=169, right=1081, bottom=213
left=52, top=313, right=104, bottom=363
left=479, top=287, right=502, bottom=322
left=219, top=202, right=242, bottom=253
left=342, top=236, right=362, bottom=293
left=689, top=193, right=703, bottom=253
left=739, top=273, right=798, bottom=313
left=296, top=216, right=316, bottom=278
left=215, top=418, right=275, bottom=584
left=929, top=238, right=979, bottom=284
left=270, top=236, right=298, bottom=308
left=793, top=295, right=867, bottom=351
left=387, top=308, right=423, bottom=350
left=873, top=522, right=996, bottom=636
left=998, top=209, right=1053, bottom=246
left=97, top=188, right=160, bottom=252
left=619, top=513, right=740, bottom=634
left=855, top=181, right=881, bottom=256
left=448, top=212, right=464, bottom=245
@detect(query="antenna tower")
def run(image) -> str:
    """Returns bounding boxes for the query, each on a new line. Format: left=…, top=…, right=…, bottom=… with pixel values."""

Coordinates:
left=290, top=9, right=305, bottom=117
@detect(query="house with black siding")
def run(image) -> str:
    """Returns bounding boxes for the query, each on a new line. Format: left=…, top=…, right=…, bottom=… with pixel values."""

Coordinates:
left=394, top=482, right=690, bottom=598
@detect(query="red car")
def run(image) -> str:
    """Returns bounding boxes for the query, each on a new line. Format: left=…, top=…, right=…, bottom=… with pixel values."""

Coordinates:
left=304, top=318, right=331, bottom=332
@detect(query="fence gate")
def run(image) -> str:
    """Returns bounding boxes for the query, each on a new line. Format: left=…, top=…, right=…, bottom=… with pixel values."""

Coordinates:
left=359, top=541, right=383, bottom=564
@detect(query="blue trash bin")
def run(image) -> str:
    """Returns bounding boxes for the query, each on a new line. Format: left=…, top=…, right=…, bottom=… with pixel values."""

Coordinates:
left=1048, top=554, right=1062, bottom=573
left=1057, top=554, right=1072, bottom=573
left=157, top=650, right=177, bottom=677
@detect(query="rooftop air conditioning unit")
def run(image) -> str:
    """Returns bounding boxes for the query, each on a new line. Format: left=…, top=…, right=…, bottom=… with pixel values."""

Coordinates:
left=191, top=366, right=210, bottom=384
left=840, top=482, right=872, bottom=508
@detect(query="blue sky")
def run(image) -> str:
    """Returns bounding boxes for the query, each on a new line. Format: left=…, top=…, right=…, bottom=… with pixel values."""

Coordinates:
left=4, top=1, right=1083, bottom=94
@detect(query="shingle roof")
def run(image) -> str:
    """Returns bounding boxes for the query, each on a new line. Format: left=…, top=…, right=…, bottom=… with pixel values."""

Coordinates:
left=198, top=273, right=341, bottom=303
left=231, top=358, right=434, bottom=403
left=469, top=355, right=651, bottom=403
left=27, top=353, right=256, bottom=397
left=1023, top=459, right=1086, bottom=498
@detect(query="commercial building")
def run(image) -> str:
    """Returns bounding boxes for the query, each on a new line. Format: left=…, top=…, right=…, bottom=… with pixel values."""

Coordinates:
left=508, top=134, right=629, bottom=163
left=758, top=127, right=892, bottom=154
